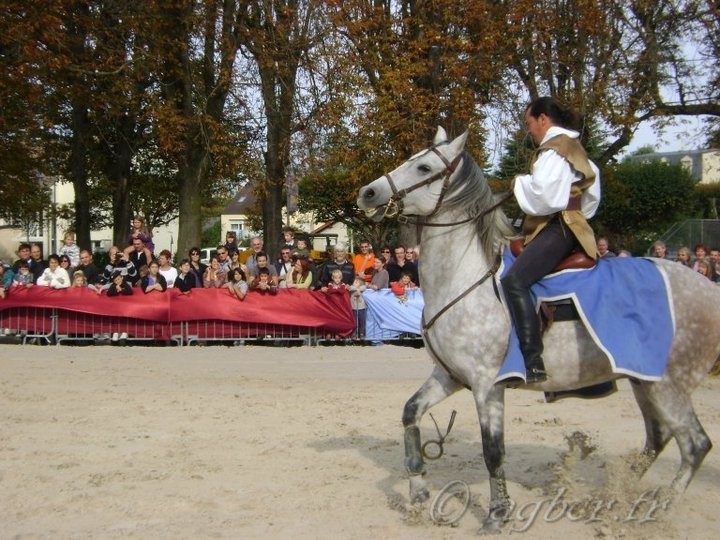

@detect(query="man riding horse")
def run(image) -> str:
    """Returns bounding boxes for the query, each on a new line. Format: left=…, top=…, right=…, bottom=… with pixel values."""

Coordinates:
left=502, top=97, right=601, bottom=383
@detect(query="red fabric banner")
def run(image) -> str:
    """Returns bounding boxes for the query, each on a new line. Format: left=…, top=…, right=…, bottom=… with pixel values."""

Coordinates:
left=0, top=286, right=355, bottom=335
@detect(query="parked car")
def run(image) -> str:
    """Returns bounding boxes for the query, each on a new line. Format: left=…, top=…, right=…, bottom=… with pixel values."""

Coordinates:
left=200, top=247, right=217, bottom=264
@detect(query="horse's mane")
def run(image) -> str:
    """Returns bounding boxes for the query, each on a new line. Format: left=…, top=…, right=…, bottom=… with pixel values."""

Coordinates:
left=442, top=150, right=516, bottom=265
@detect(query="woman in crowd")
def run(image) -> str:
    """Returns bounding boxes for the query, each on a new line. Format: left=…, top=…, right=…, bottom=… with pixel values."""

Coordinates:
left=59, top=254, right=74, bottom=277
left=224, top=267, right=249, bottom=300
left=188, top=247, right=207, bottom=283
left=368, top=256, right=389, bottom=290
left=675, top=246, right=692, bottom=268
left=203, top=256, right=226, bottom=288
left=36, top=254, right=71, bottom=289
left=286, top=257, right=313, bottom=289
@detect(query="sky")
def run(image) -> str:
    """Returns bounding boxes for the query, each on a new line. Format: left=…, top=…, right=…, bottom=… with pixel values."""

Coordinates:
left=623, top=115, right=710, bottom=157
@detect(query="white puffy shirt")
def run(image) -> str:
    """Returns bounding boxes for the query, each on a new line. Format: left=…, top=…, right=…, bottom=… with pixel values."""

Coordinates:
left=513, top=126, right=601, bottom=219
left=36, top=267, right=71, bottom=289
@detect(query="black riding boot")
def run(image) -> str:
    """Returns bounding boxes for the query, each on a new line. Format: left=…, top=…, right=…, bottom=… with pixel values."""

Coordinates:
left=502, top=274, right=547, bottom=384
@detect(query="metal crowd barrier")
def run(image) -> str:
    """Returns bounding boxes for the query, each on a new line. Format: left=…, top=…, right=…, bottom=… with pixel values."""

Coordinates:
left=0, top=306, right=423, bottom=347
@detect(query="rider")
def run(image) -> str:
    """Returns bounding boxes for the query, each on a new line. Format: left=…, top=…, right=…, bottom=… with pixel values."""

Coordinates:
left=501, top=97, right=601, bottom=384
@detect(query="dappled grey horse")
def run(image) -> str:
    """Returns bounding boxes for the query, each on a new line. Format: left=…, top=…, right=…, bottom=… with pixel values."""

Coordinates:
left=357, top=127, right=720, bottom=532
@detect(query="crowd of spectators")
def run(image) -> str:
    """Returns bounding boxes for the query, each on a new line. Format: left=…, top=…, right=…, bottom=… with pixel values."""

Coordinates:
left=0, top=221, right=424, bottom=312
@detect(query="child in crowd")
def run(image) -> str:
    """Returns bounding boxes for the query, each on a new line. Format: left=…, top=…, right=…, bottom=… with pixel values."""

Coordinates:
left=175, top=259, right=200, bottom=293
left=135, top=265, right=149, bottom=287
left=292, top=235, right=310, bottom=260
left=282, top=226, right=296, bottom=250
left=224, top=231, right=239, bottom=256
left=123, top=215, right=154, bottom=262
left=250, top=267, right=278, bottom=295
left=224, top=267, right=248, bottom=301
left=141, top=260, right=168, bottom=294
left=349, top=276, right=367, bottom=338
left=59, top=231, right=81, bottom=267
left=696, top=260, right=714, bottom=280
left=12, top=261, right=34, bottom=287
left=391, top=271, right=417, bottom=303
left=323, top=269, right=348, bottom=294
left=0, top=263, right=11, bottom=299
left=72, top=270, right=88, bottom=288
left=107, top=271, right=133, bottom=296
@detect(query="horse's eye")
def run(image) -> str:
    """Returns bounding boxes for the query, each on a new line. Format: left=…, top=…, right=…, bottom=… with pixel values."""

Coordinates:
left=418, top=164, right=432, bottom=174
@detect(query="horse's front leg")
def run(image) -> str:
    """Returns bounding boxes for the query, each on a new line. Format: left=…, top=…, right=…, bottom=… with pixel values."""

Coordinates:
left=402, top=365, right=463, bottom=504
left=475, top=383, right=513, bottom=534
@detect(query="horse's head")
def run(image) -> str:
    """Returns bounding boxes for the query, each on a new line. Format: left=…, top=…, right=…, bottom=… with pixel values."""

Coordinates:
left=357, top=127, right=468, bottom=219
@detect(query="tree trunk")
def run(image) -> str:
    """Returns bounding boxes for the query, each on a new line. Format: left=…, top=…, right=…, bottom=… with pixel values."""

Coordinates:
left=263, top=146, right=286, bottom=260
left=176, top=145, right=209, bottom=258
left=70, top=101, right=92, bottom=251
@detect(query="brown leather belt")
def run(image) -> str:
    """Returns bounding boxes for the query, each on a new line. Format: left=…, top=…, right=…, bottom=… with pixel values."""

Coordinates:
left=566, top=196, right=581, bottom=211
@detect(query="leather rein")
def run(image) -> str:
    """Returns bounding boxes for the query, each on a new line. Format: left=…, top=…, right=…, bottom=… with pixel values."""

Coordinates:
left=377, top=143, right=511, bottom=381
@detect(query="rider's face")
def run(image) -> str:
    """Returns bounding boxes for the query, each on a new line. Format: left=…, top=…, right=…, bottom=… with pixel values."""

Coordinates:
left=525, top=110, right=551, bottom=145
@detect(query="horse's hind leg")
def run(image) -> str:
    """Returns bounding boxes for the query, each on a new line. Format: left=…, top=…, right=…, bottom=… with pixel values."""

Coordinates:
left=630, top=380, right=673, bottom=476
left=632, top=380, right=712, bottom=492
left=402, top=365, right=464, bottom=503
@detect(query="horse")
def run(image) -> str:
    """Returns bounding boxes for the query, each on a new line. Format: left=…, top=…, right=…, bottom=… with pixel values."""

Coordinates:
left=357, top=127, right=720, bottom=533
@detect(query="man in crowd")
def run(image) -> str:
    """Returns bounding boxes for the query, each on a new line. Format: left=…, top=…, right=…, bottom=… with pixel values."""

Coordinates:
left=30, top=243, right=47, bottom=281
left=75, top=249, right=101, bottom=285
left=387, top=245, right=419, bottom=285
left=317, top=243, right=355, bottom=288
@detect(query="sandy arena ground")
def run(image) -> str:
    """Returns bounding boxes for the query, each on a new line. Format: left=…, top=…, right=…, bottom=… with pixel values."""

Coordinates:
left=1, top=344, right=718, bottom=539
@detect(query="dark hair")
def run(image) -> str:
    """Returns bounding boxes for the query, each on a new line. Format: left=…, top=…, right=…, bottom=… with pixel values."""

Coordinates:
left=179, top=258, right=191, bottom=266
left=526, top=96, right=582, bottom=131
left=228, top=267, right=246, bottom=282
left=294, top=258, right=311, bottom=279
left=258, top=267, right=271, bottom=276
left=159, top=249, right=172, bottom=259
left=48, top=254, right=60, bottom=264
left=256, top=251, right=268, bottom=260
left=189, top=247, right=200, bottom=256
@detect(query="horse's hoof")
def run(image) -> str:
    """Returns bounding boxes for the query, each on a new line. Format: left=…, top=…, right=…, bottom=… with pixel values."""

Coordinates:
left=410, top=488, right=430, bottom=504
left=478, top=518, right=503, bottom=535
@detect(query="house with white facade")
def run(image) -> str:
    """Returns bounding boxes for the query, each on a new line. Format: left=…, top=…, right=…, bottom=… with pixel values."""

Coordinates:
left=627, top=148, right=720, bottom=184
left=0, top=178, right=178, bottom=264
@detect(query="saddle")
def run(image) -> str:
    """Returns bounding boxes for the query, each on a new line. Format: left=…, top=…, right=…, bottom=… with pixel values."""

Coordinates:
left=509, top=238, right=595, bottom=273
left=509, top=238, right=595, bottom=330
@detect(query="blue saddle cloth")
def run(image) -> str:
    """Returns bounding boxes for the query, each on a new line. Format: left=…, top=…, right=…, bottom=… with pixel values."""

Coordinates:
left=496, top=249, right=675, bottom=383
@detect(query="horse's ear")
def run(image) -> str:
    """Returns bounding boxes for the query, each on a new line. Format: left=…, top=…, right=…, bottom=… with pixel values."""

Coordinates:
left=432, top=127, right=448, bottom=145
left=446, top=130, right=469, bottom=157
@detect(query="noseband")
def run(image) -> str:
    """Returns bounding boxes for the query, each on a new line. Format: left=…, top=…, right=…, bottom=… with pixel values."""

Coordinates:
left=382, top=145, right=462, bottom=219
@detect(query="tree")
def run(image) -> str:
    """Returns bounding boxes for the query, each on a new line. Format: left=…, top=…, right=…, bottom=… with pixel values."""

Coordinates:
left=233, top=1, right=326, bottom=258
left=146, top=0, right=252, bottom=257
left=595, top=160, right=696, bottom=251
left=502, top=0, right=720, bottom=164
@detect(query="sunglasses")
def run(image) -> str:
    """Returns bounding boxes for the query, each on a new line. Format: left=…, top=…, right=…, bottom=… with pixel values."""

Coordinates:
left=382, top=250, right=390, bottom=253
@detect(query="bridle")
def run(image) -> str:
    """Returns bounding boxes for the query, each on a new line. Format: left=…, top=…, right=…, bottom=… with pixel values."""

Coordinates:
left=381, top=145, right=462, bottom=220
left=380, top=143, right=512, bottom=228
